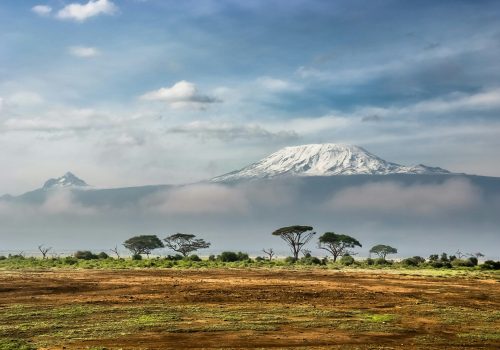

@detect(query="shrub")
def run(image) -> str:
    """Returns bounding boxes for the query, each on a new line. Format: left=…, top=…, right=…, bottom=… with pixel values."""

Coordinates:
left=299, top=256, right=323, bottom=265
left=166, top=254, right=183, bottom=261
left=8, top=254, right=25, bottom=259
left=63, top=256, right=78, bottom=265
left=365, top=258, right=374, bottom=266
left=412, top=256, right=426, bottom=264
left=208, top=255, right=216, bottom=261
left=375, top=258, right=392, bottom=265
left=132, top=254, right=142, bottom=260
left=97, top=252, right=109, bottom=259
left=481, top=260, right=500, bottom=270
left=186, top=254, right=201, bottom=262
left=218, top=251, right=249, bottom=262
left=74, top=251, right=98, bottom=260
left=451, top=259, right=475, bottom=267
left=468, top=257, right=478, bottom=266
left=284, top=256, right=296, bottom=264
left=0, top=256, right=6, bottom=260
left=402, top=257, right=419, bottom=267
left=340, top=254, right=355, bottom=266
left=255, top=256, right=265, bottom=262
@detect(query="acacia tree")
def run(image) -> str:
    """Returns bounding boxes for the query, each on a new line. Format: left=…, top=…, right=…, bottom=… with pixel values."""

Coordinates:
left=38, top=245, right=52, bottom=259
left=369, top=244, right=397, bottom=260
left=272, top=225, right=315, bottom=261
left=123, top=235, right=164, bottom=258
left=163, top=233, right=210, bottom=257
left=318, top=232, right=362, bottom=262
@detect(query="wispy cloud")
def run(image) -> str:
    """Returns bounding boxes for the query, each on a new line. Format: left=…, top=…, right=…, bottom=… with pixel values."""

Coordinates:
left=31, top=5, right=52, bottom=17
left=168, top=121, right=298, bottom=142
left=68, top=46, right=101, bottom=58
left=141, top=81, right=220, bottom=110
left=328, top=178, right=481, bottom=216
left=256, top=77, right=301, bottom=92
left=56, top=0, right=118, bottom=22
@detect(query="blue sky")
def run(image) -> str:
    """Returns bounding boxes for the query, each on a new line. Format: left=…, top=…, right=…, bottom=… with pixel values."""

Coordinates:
left=1, top=0, right=500, bottom=193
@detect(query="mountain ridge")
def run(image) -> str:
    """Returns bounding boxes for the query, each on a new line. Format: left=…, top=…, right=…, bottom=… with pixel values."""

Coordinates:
left=211, top=143, right=451, bottom=182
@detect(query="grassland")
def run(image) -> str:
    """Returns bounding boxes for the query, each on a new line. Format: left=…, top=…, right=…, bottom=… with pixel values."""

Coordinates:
left=0, top=267, right=498, bottom=349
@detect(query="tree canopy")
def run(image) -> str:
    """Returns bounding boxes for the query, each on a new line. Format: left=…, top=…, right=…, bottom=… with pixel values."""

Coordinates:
left=369, top=244, right=397, bottom=260
left=318, top=232, right=362, bottom=262
left=123, top=235, right=164, bottom=257
left=272, top=225, right=315, bottom=261
left=164, top=233, right=211, bottom=257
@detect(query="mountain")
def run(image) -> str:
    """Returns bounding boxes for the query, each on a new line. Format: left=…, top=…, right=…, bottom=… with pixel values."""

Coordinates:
left=42, top=172, right=89, bottom=190
left=211, top=144, right=451, bottom=182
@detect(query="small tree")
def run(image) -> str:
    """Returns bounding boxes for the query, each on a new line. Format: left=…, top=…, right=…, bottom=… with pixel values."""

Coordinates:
left=262, top=248, right=275, bottom=261
left=38, top=245, right=52, bottom=259
left=110, top=245, right=121, bottom=259
left=163, top=233, right=211, bottom=257
left=272, top=225, right=315, bottom=261
left=369, top=244, right=397, bottom=260
left=318, top=232, right=362, bottom=262
left=123, top=235, right=164, bottom=258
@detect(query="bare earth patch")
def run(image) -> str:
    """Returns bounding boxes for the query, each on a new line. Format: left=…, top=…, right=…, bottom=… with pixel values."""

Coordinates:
left=0, top=268, right=498, bottom=349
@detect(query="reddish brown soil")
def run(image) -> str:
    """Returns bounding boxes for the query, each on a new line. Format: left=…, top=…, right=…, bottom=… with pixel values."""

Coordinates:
left=0, top=268, right=498, bottom=349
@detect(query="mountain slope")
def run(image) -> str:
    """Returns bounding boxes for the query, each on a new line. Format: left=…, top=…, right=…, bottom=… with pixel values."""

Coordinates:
left=42, top=172, right=89, bottom=190
left=212, top=144, right=451, bottom=182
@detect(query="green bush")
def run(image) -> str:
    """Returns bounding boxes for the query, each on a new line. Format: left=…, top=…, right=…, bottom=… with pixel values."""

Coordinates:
left=74, top=251, right=98, bottom=260
left=402, top=256, right=425, bottom=267
left=375, top=258, right=392, bottom=265
left=451, top=259, right=475, bottom=267
left=340, top=255, right=355, bottom=266
left=284, top=256, right=296, bottom=264
left=365, top=258, right=375, bottom=265
left=468, top=257, right=478, bottom=266
left=186, top=254, right=201, bottom=262
left=97, top=252, right=109, bottom=259
left=0, top=256, right=6, bottom=260
left=63, top=256, right=78, bottom=265
left=299, top=256, right=323, bottom=265
left=481, top=260, right=500, bottom=270
left=218, top=251, right=249, bottom=262
left=132, top=254, right=142, bottom=260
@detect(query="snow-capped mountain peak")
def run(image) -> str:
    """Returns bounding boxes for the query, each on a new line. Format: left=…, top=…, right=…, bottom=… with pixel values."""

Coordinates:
left=211, top=143, right=451, bottom=182
left=42, top=172, right=89, bottom=190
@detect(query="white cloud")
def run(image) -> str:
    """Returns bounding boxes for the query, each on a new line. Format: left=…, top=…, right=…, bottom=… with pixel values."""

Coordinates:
left=141, top=80, right=220, bottom=109
left=143, top=184, right=249, bottom=215
left=328, top=179, right=481, bottom=216
left=57, top=0, right=118, bottom=22
left=6, top=92, right=44, bottom=106
left=2, top=107, right=115, bottom=132
left=256, top=77, right=301, bottom=92
left=169, top=121, right=298, bottom=142
left=32, top=5, right=52, bottom=16
left=68, top=46, right=101, bottom=58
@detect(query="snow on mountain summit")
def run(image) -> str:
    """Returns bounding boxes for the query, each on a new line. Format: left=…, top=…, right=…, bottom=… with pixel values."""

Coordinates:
left=42, top=172, right=89, bottom=190
left=211, top=143, right=451, bottom=182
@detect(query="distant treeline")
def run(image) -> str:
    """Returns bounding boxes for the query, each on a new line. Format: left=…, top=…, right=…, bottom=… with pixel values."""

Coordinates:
left=1, top=225, right=499, bottom=270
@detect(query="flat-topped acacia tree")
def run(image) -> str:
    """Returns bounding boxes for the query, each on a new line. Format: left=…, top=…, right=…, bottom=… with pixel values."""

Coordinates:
left=272, top=225, right=315, bottom=261
left=369, top=244, right=397, bottom=260
left=318, top=232, right=362, bottom=262
left=164, top=233, right=211, bottom=257
left=123, top=235, right=164, bottom=258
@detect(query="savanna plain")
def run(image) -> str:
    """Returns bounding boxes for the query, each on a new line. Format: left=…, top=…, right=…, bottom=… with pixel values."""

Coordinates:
left=0, top=266, right=499, bottom=350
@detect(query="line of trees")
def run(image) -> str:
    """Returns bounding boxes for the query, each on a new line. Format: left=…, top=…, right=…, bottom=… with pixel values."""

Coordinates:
left=118, top=226, right=395, bottom=263
left=4, top=225, right=495, bottom=270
